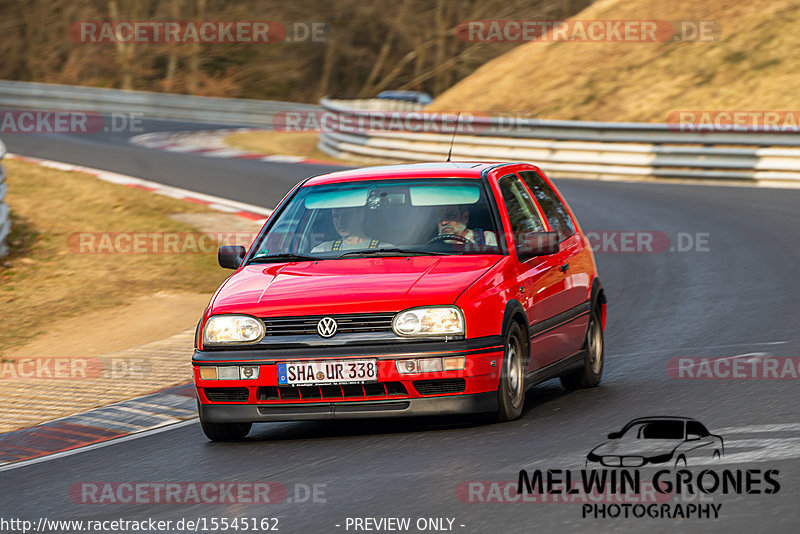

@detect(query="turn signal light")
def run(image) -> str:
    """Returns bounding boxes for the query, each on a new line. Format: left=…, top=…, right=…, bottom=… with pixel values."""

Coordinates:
left=396, top=356, right=465, bottom=374
left=198, top=366, right=260, bottom=380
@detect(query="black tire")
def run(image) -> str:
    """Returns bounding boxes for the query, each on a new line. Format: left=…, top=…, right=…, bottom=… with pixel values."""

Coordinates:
left=198, top=401, right=252, bottom=441
left=490, top=321, right=527, bottom=422
left=200, top=420, right=252, bottom=441
left=560, top=307, right=603, bottom=390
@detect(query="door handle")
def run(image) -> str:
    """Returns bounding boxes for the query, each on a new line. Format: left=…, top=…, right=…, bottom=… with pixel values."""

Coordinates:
left=559, top=262, right=570, bottom=272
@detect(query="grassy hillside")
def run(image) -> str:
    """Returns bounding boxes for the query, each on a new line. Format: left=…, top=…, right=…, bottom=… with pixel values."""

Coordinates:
left=429, top=0, right=800, bottom=122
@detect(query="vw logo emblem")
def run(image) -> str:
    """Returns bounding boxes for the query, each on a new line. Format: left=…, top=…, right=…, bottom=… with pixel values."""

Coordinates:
left=317, top=317, right=338, bottom=338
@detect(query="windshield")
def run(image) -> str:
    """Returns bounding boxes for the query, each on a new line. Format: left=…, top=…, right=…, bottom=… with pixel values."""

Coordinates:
left=249, top=178, right=502, bottom=260
left=622, top=421, right=685, bottom=440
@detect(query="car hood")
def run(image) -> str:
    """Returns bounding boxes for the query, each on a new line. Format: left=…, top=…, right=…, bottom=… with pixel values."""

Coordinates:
left=211, top=255, right=501, bottom=316
left=591, top=438, right=683, bottom=457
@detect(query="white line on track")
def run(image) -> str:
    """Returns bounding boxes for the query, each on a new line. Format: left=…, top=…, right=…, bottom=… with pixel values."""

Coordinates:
left=6, top=153, right=274, bottom=217
left=613, top=341, right=788, bottom=359
left=0, top=419, right=198, bottom=473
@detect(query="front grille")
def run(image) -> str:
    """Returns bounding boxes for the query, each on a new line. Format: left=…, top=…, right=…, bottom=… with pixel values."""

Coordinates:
left=262, top=313, right=395, bottom=337
left=257, top=382, right=407, bottom=401
left=204, top=387, right=249, bottom=402
left=413, top=378, right=467, bottom=395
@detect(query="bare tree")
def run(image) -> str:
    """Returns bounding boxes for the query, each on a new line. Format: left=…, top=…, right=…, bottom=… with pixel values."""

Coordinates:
left=0, top=0, right=594, bottom=101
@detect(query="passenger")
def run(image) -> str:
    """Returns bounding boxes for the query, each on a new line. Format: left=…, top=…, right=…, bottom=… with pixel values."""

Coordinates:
left=312, top=207, right=389, bottom=252
left=433, top=204, right=497, bottom=246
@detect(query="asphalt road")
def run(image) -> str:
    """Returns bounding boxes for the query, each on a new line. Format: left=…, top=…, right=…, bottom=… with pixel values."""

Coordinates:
left=2, top=121, right=799, bottom=533
left=1, top=118, right=339, bottom=208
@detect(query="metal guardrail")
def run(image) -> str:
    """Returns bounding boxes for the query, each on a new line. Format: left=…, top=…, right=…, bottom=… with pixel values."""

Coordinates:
left=318, top=99, right=800, bottom=184
left=0, top=137, right=9, bottom=257
left=324, top=98, right=425, bottom=112
left=0, top=80, right=318, bottom=126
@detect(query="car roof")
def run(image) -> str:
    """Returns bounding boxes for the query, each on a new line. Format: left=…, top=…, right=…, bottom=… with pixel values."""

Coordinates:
left=624, top=416, right=699, bottom=425
left=303, top=162, right=514, bottom=186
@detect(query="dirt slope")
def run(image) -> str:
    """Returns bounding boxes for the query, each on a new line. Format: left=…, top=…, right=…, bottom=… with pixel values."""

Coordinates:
left=430, top=0, right=800, bottom=122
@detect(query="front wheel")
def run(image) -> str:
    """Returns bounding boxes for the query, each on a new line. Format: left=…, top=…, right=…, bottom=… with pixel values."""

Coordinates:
left=491, top=321, right=527, bottom=422
left=198, top=401, right=252, bottom=441
left=560, top=308, right=603, bottom=390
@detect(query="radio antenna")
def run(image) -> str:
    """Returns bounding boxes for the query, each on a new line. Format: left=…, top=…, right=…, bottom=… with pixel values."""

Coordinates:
left=446, top=111, right=461, bottom=162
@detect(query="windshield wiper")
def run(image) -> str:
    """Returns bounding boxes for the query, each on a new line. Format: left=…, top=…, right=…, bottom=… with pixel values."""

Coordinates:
left=249, top=253, right=320, bottom=263
left=338, top=248, right=449, bottom=258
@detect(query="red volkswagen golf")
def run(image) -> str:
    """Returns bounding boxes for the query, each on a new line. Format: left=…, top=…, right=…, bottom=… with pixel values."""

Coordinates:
left=193, top=162, right=606, bottom=440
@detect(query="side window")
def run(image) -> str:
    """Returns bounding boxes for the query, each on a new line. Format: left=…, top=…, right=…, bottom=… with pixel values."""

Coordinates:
left=518, top=170, right=576, bottom=241
left=686, top=421, right=710, bottom=438
left=498, top=174, right=546, bottom=257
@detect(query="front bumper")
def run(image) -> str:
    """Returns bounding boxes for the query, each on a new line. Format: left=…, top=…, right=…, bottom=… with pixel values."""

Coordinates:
left=199, top=392, right=498, bottom=422
left=193, top=336, right=504, bottom=421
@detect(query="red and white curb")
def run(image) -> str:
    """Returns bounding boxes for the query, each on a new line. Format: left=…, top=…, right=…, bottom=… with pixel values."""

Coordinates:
left=6, top=153, right=273, bottom=223
left=0, top=154, right=276, bottom=466
left=0, top=383, right=197, bottom=470
left=130, top=128, right=338, bottom=166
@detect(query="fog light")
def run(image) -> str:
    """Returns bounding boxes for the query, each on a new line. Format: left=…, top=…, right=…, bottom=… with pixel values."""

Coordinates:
left=443, top=356, right=465, bottom=371
left=199, top=367, right=217, bottom=380
left=396, top=359, right=418, bottom=374
left=217, top=366, right=239, bottom=380
left=418, top=358, right=443, bottom=372
left=240, top=366, right=259, bottom=379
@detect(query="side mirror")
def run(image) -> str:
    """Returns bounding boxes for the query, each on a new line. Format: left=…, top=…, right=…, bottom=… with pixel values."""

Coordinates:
left=517, top=231, right=560, bottom=261
left=607, top=432, right=621, bottom=440
left=218, top=245, right=246, bottom=269
left=687, top=433, right=702, bottom=441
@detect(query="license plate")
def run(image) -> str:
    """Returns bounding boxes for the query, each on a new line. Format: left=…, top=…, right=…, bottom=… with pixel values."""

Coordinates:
left=277, top=359, right=378, bottom=386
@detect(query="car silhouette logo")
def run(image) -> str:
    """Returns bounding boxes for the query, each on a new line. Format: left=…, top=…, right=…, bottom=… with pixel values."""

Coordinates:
left=317, top=317, right=338, bottom=338
left=586, top=416, right=724, bottom=468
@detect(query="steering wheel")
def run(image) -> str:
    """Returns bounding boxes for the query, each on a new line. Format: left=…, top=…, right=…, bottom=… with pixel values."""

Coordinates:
left=427, top=233, right=473, bottom=245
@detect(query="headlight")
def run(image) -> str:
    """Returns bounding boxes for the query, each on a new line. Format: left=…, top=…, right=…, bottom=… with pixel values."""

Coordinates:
left=392, top=306, right=464, bottom=337
left=203, top=315, right=265, bottom=345
left=646, top=453, right=674, bottom=464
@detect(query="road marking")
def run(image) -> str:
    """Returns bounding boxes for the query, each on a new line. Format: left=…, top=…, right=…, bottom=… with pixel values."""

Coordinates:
left=66, top=415, right=148, bottom=433
left=6, top=153, right=274, bottom=218
left=202, top=148, right=250, bottom=158
left=108, top=405, right=181, bottom=421
left=0, top=419, right=197, bottom=473
left=614, top=341, right=789, bottom=359
left=708, top=351, right=768, bottom=362
left=716, top=423, right=800, bottom=433
left=125, top=400, right=195, bottom=417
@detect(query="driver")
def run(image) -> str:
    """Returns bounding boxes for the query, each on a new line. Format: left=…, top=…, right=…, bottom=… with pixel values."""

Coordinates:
left=434, top=204, right=497, bottom=246
left=311, top=207, right=389, bottom=252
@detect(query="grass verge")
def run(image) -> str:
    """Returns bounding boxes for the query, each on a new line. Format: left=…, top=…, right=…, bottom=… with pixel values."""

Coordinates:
left=223, top=130, right=357, bottom=165
left=0, top=159, right=230, bottom=358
